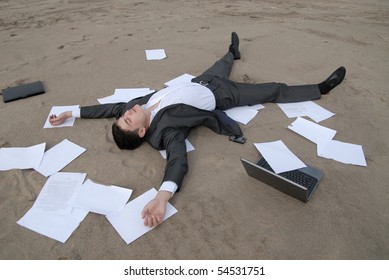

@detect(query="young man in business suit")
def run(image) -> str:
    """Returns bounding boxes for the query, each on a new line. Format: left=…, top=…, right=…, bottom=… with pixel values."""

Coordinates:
left=50, top=32, right=346, bottom=227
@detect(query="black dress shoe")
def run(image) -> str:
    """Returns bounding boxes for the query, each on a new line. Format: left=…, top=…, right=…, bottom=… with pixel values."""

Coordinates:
left=229, top=32, right=241, bottom=60
left=319, top=66, right=346, bottom=94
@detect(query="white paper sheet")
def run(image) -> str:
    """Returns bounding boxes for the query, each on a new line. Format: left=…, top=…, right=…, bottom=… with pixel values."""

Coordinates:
left=17, top=206, right=88, bottom=243
left=17, top=172, right=88, bottom=243
left=246, top=104, right=265, bottom=111
left=33, top=172, right=87, bottom=214
left=97, top=88, right=155, bottom=104
left=159, top=138, right=194, bottom=159
left=69, top=179, right=133, bottom=216
left=164, top=73, right=196, bottom=87
left=0, top=143, right=45, bottom=171
left=224, top=104, right=264, bottom=125
left=34, top=139, right=86, bottom=177
left=317, top=139, right=367, bottom=166
left=278, top=101, right=335, bottom=122
left=145, top=49, right=166, bottom=60
left=44, top=105, right=80, bottom=128
left=106, top=188, right=178, bottom=244
left=288, top=117, right=337, bottom=144
left=254, top=140, right=306, bottom=173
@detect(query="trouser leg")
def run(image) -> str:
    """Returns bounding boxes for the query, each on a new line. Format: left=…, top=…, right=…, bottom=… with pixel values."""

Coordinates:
left=195, top=52, right=235, bottom=80
left=212, top=79, right=321, bottom=110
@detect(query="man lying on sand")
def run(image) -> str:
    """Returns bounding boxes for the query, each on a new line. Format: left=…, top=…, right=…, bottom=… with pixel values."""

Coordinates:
left=50, top=32, right=346, bottom=228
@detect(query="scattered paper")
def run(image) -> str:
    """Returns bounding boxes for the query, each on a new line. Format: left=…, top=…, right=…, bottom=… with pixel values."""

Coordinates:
left=44, top=105, right=80, bottom=128
left=17, top=206, right=88, bottom=243
left=164, top=73, right=196, bottom=87
left=68, top=179, right=133, bottom=216
left=317, top=139, right=367, bottom=166
left=34, top=139, right=86, bottom=177
left=288, top=117, right=337, bottom=144
left=33, top=172, right=87, bottom=214
left=0, top=143, right=45, bottom=171
left=159, top=139, right=194, bottom=159
left=106, top=188, right=178, bottom=244
left=145, top=49, right=166, bottom=60
left=254, top=140, right=306, bottom=173
left=17, top=172, right=88, bottom=243
left=246, top=104, right=265, bottom=111
left=224, top=104, right=264, bottom=125
left=97, top=88, right=155, bottom=104
left=278, top=101, right=335, bottom=122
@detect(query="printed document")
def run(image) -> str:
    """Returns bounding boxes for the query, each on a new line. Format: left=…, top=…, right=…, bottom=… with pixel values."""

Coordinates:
left=33, top=172, right=87, bottom=214
left=17, top=172, right=88, bottom=243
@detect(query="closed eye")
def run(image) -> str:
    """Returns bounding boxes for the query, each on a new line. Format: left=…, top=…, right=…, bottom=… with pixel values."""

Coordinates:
left=125, top=118, right=131, bottom=126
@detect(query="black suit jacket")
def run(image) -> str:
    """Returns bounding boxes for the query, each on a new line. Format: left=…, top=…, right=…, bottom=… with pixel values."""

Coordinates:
left=80, top=94, right=243, bottom=191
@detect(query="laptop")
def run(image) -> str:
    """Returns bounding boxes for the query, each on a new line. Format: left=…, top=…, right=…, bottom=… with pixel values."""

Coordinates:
left=241, top=157, right=324, bottom=202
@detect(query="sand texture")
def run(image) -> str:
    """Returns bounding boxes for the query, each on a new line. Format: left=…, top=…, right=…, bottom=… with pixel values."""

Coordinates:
left=0, top=0, right=388, bottom=259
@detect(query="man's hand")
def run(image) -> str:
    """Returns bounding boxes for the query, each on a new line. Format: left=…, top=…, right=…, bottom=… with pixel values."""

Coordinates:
left=49, top=111, right=72, bottom=126
left=141, top=191, right=172, bottom=228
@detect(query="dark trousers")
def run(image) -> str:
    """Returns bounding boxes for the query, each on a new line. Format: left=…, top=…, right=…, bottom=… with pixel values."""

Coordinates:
left=192, top=52, right=321, bottom=110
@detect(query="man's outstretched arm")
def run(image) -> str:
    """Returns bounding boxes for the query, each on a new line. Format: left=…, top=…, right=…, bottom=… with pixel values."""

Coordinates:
left=141, top=129, right=187, bottom=227
left=49, top=103, right=128, bottom=126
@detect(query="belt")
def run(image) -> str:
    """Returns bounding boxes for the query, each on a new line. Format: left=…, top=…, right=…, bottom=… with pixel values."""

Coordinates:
left=197, top=80, right=209, bottom=87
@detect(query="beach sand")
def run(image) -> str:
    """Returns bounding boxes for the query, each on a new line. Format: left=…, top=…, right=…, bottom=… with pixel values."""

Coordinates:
left=0, top=0, right=388, bottom=259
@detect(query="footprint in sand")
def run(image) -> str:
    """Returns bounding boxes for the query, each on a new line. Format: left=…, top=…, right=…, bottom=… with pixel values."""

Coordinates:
left=141, top=164, right=157, bottom=179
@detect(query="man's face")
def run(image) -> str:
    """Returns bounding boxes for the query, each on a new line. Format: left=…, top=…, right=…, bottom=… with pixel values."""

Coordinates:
left=116, top=104, right=147, bottom=135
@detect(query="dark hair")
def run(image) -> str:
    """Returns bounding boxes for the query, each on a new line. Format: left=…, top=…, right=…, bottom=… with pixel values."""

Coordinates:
left=112, top=122, right=144, bottom=150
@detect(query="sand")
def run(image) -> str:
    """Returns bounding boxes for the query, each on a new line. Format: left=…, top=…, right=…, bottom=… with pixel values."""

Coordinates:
left=0, top=0, right=388, bottom=260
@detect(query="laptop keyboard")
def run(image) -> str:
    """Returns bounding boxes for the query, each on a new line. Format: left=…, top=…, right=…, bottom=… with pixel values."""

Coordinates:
left=257, top=157, right=318, bottom=190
